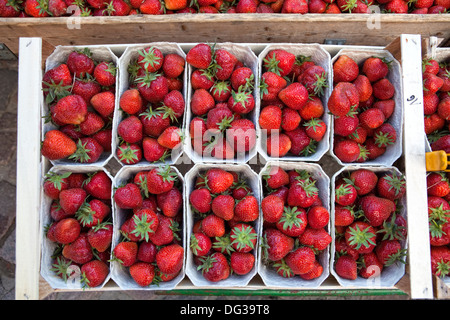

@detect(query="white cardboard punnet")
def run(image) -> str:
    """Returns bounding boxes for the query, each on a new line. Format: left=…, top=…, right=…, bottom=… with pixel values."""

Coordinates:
left=110, top=165, right=185, bottom=290
left=257, top=161, right=331, bottom=288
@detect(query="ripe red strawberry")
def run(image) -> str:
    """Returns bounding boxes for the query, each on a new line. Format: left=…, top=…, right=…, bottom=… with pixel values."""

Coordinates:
left=328, top=82, right=359, bottom=117
left=299, top=260, right=324, bottom=280
left=276, top=206, right=307, bottom=237
left=230, top=223, right=257, bottom=253
left=190, top=232, right=212, bottom=257
left=42, top=64, right=73, bottom=104
left=191, top=69, right=214, bottom=90
left=374, top=99, right=395, bottom=120
left=284, top=127, right=312, bottom=156
left=333, top=138, right=360, bottom=163
left=129, top=261, right=155, bottom=287
left=135, top=71, right=168, bottom=103
left=76, top=198, right=110, bottom=228
left=333, top=109, right=359, bottom=137
left=114, top=183, right=143, bottom=209
left=93, top=61, right=116, bottom=87
left=213, top=49, right=237, bottom=81
left=78, top=112, right=105, bottom=136
left=157, top=126, right=182, bottom=150
left=234, top=195, right=259, bottom=222
left=202, top=214, right=226, bottom=238
left=156, top=243, right=184, bottom=275
left=372, top=78, right=395, bottom=100
left=117, top=115, right=143, bottom=144
left=438, top=97, right=450, bottom=121
left=227, top=118, right=256, bottom=153
left=266, top=133, right=291, bottom=157
left=230, top=67, right=254, bottom=92
left=90, top=91, right=115, bottom=118
left=80, top=260, right=109, bottom=288
left=349, top=169, right=378, bottom=196
left=278, top=83, right=309, bottom=110
left=285, top=246, right=315, bottom=275
left=303, top=118, right=327, bottom=142
left=117, top=143, right=142, bottom=165
left=137, top=46, right=164, bottom=73
left=423, top=72, right=444, bottom=96
left=297, top=65, right=328, bottom=97
left=263, top=49, right=295, bottom=77
left=186, top=43, right=212, bottom=70
left=205, top=168, right=234, bottom=194
left=362, top=57, right=390, bottom=82
left=334, top=205, right=355, bottom=227
left=113, top=241, right=138, bottom=267
left=261, top=194, right=284, bottom=223
left=43, top=171, right=71, bottom=200
left=287, top=177, right=319, bottom=208
left=211, top=194, right=235, bottom=221
left=375, top=239, right=406, bottom=267
left=161, top=89, right=185, bottom=119
left=333, top=55, right=359, bottom=83
left=259, top=105, right=282, bottom=133
left=72, top=78, right=101, bottom=104
left=359, top=107, right=386, bottom=130
left=124, top=208, right=159, bottom=242
left=335, top=180, right=357, bottom=207
left=147, top=213, right=178, bottom=246
left=87, top=221, right=113, bottom=252
left=345, top=221, right=377, bottom=254
left=262, top=228, right=294, bottom=261
left=190, top=188, right=212, bottom=214
left=146, top=165, right=178, bottom=195
left=157, top=187, right=182, bottom=218
left=227, top=88, right=255, bottom=114
left=197, top=252, right=230, bottom=282
left=162, top=53, right=185, bottom=78
left=262, top=166, right=289, bottom=190
left=376, top=172, right=406, bottom=201
left=427, top=172, right=450, bottom=197
left=335, top=255, right=357, bottom=280
left=0, top=0, right=23, bottom=17
left=359, top=252, right=383, bottom=279
left=430, top=246, right=450, bottom=278
left=69, top=137, right=104, bottom=164
left=259, top=71, right=287, bottom=101
left=120, top=89, right=144, bottom=115
left=299, top=96, right=324, bottom=120
left=58, top=187, right=86, bottom=215
left=281, top=107, right=301, bottom=131
left=52, top=94, right=88, bottom=125
left=67, top=49, right=95, bottom=77
left=307, top=205, right=329, bottom=229
left=353, top=74, right=373, bottom=102
left=82, top=171, right=111, bottom=200
left=299, top=227, right=332, bottom=251
left=191, top=88, right=216, bottom=116
left=53, top=217, right=81, bottom=244
left=360, top=195, right=396, bottom=227
left=230, top=252, right=255, bottom=275
left=62, top=233, right=94, bottom=264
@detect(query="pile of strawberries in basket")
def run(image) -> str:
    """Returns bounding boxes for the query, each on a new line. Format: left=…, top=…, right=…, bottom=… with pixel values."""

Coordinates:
left=1, top=0, right=449, bottom=16
left=113, top=166, right=184, bottom=287
left=189, top=168, right=259, bottom=281
left=44, top=170, right=113, bottom=288
left=332, top=168, right=407, bottom=280
left=41, top=48, right=115, bottom=164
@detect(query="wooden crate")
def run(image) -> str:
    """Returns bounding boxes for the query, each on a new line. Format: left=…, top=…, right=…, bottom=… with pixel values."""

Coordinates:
left=16, top=35, right=436, bottom=300
left=2, top=14, right=450, bottom=61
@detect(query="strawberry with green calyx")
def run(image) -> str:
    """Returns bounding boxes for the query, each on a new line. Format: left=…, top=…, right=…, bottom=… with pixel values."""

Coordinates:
left=363, top=56, right=391, bottom=83
left=227, top=86, right=255, bottom=114
left=272, top=259, right=295, bottom=278
left=148, top=214, right=179, bottom=246
left=137, top=46, right=164, bottom=73
left=67, top=48, right=95, bottom=78
left=42, top=64, right=73, bottom=105
left=0, top=0, right=23, bottom=16
left=328, top=82, right=359, bottom=117
left=349, top=169, right=378, bottom=196
left=117, top=142, right=142, bottom=165
left=93, top=61, right=117, bottom=87
left=75, top=198, right=111, bottom=228
left=157, top=126, right=184, bottom=150
left=68, top=137, right=104, bottom=164
left=210, top=80, right=232, bottom=103
left=430, top=246, right=450, bottom=278
left=83, top=171, right=111, bottom=200
left=287, top=177, right=319, bottom=208
left=285, top=246, right=316, bottom=275
left=376, top=172, right=406, bottom=201
left=303, top=117, right=327, bottom=142
left=259, top=71, right=287, bottom=101
left=205, top=168, right=234, bottom=194
left=212, top=234, right=235, bottom=256
left=146, top=165, right=178, bottom=195
left=80, top=260, right=109, bottom=288
left=263, top=49, right=296, bottom=78
left=334, top=205, right=356, bottom=227
left=62, top=233, right=94, bottom=265
left=230, top=223, right=257, bottom=253
left=231, top=67, right=254, bottom=92
left=197, top=252, right=230, bottom=282
left=190, top=232, right=212, bottom=257
left=344, top=221, right=377, bottom=254
left=59, top=187, right=87, bottom=215
left=261, top=228, right=294, bottom=262
left=43, top=171, right=71, bottom=200
left=112, top=241, right=138, bottom=267
left=186, top=43, right=213, bottom=70
left=297, top=65, right=329, bottom=97
left=378, top=212, right=407, bottom=241
left=87, top=221, right=113, bottom=253
left=135, top=71, right=169, bottom=104
left=335, top=181, right=357, bottom=206
left=276, top=206, right=307, bottom=237
left=50, top=256, right=77, bottom=283
left=374, top=239, right=407, bottom=267
left=427, top=172, right=450, bottom=197
left=129, top=208, right=159, bottom=242
left=139, top=107, right=171, bottom=138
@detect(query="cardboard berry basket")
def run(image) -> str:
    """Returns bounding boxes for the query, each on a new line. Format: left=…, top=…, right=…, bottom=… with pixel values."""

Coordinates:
left=257, top=161, right=331, bottom=288
left=329, top=165, right=408, bottom=288
left=40, top=165, right=114, bottom=290
left=110, top=165, right=186, bottom=290
left=184, top=163, right=262, bottom=287
left=112, top=42, right=188, bottom=167
left=257, top=43, right=333, bottom=163
left=42, top=45, right=119, bottom=167
left=329, top=48, right=404, bottom=167
left=183, top=43, right=260, bottom=164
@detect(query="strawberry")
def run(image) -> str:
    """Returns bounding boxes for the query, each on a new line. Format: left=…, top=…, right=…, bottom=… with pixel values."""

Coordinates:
left=146, top=165, right=178, bottom=195
left=335, top=180, right=357, bottom=206
left=206, top=105, right=234, bottom=132
left=113, top=241, right=138, bottom=267
left=53, top=217, right=82, bottom=244
left=373, top=99, right=395, bottom=120
left=202, top=214, right=226, bottom=238
left=299, top=260, right=324, bottom=280
left=114, top=183, right=143, bottom=209
left=186, top=43, right=212, bottom=70
left=93, top=61, right=116, bottom=87
left=120, top=89, right=144, bottom=115
left=261, top=228, right=294, bottom=261
left=261, top=194, right=284, bottom=223
left=139, top=107, right=171, bottom=138
left=362, top=57, right=390, bottom=82
left=287, top=176, right=319, bottom=208
left=127, top=208, right=159, bottom=242
left=191, top=88, right=216, bottom=116
left=129, top=262, right=155, bottom=286
left=278, top=83, right=309, bottom=110
left=87, top=221, right=113, bottom=252
left=303, top=118, right=327, bottom=142
left=67, top=49, right=95, bottom=78
left=230, top=252, right=255, bottom=275
left=427, top=172, right=450, bottom=197
left=139, top=0, right=164, bottom=14
left=262, top=166, right=289, bottom=190
left=438, top=97, right=450, bottom=121
left=364, top=138, right=386, bottom=161
left=372, top=78, right=395, bottom=100
left=83, top=171, right=111, bottom=200
left=229, top=223, right=256, bottom=253
left=157, top=126, right=183, bottom=150
left=423, top=72, right=444, bottom=96
left=78, top=112, right=105, bottom=136
left=227, top=88, right=255, bottom=114
left=213, top=49, right=237, bottom=81
left=333, top=55, right=359, bottom=83
left=117, top=143, right=142, bottom=165
left=210, top=81, right=232, bottom=102
left=90, top=91, right=115, bottom=118
left=43, top=171, right=71, bottom=200
left=190, top=232, right=212, bottom=257
left=191, top=69, right=214, bottom=90
left=137, top=241, right=157, bottom=263
left=327, top=82, right=359, bottom=117
left=156, top=243, right=184, bottom=275
left=285, top=246, right=315, bottom=275
left=430, top=246, right=450, bottom=278
left=205, top=168, right=234, bottom=194
left=333, top=138, right=360, bottom=163
left=72, top=77, right=102, bottom=104
left=259, top=71, right=287, bottom=102
left=353, top=74, right=373, bottom=102
left=80, top=260, right=109, bottom=288
left=376, top=172, right=406, bottom=201
left=105, top=0, right=131, bottom=16
left=148, top=214, right=178, bottom=246
left=263, top=49, right=296, bottom=77
left=42, top=64, right=73, bottom=104
left=162, top=53, right=185, bottom=78
left=137, top=46, right=164, bottom=73
left=227, top=118, right=256, bottom=153
left=234, top=195, right=259, bottom=222
left=211, top=194, right=235, bottom=221
left=259, top=105, right=282, bottom=133
left=307, top=205, right=329, bottom=229
left=62, top=233, right=94, bottom=264
left=360, top=195, right=396, bottom=227
left=118, top=115, right=143, bottom=144
left=0, top=0, right=22, bottom=16
left=299, top=96, right=324, bottom=120
left=281, top=107, right=301, bottom=131
left=349, top=169, right=378, bottom=196
left=333, top=109, right=359, bottom=137
left=190, top=188, right=212, bottom=214
left=297, top=64, right=328, bottom=97
left=143, top=137, right=169, bottom=163
left=358, top=252, right=383, bottom=279
left=135, top=71, right=168, bottom=103
left=273, top=259, right=295, bottom=278
left=335, top=255, right=357, bottom=280
left=69, top=137, right=104, bottom=164
left=284, top=127, right=313, bottom=157
left=375, top=239, right=406, bottom=267
left=93, top=129, right=112, bottom=152
left=59, top=187, right=87, bottom=215
left=52, top=94, right=88, bottom=125
left=230, top=67, right=254, bottom=92
left=76, top=198, right=110, bottom=228
left=157, top=187, right=182, bottom=218
left=345, top=221, right=377, bottom=254
left=298, top=227, right=332, bottom=251
left=197, top=252, right=230, bottom=282
left=266, top=133, right=291, bottom=157
left=276, top=206, right=307, bottom=237
left=359, top=107, right=386, bottom=130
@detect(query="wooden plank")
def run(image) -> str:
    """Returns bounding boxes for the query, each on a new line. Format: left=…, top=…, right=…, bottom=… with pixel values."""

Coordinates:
left=400, top=34, right=434, bottom=299
left=15, top=37, right=43, bottom=300
left=1, top=14, right=449, bottom=59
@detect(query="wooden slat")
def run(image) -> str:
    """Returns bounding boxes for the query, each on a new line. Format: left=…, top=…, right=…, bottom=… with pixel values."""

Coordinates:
left=2, top=14, right=450, bottom=60
left=400, top=34, right=434, bottom=299
left=15, top=37, right=43, bottom=300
